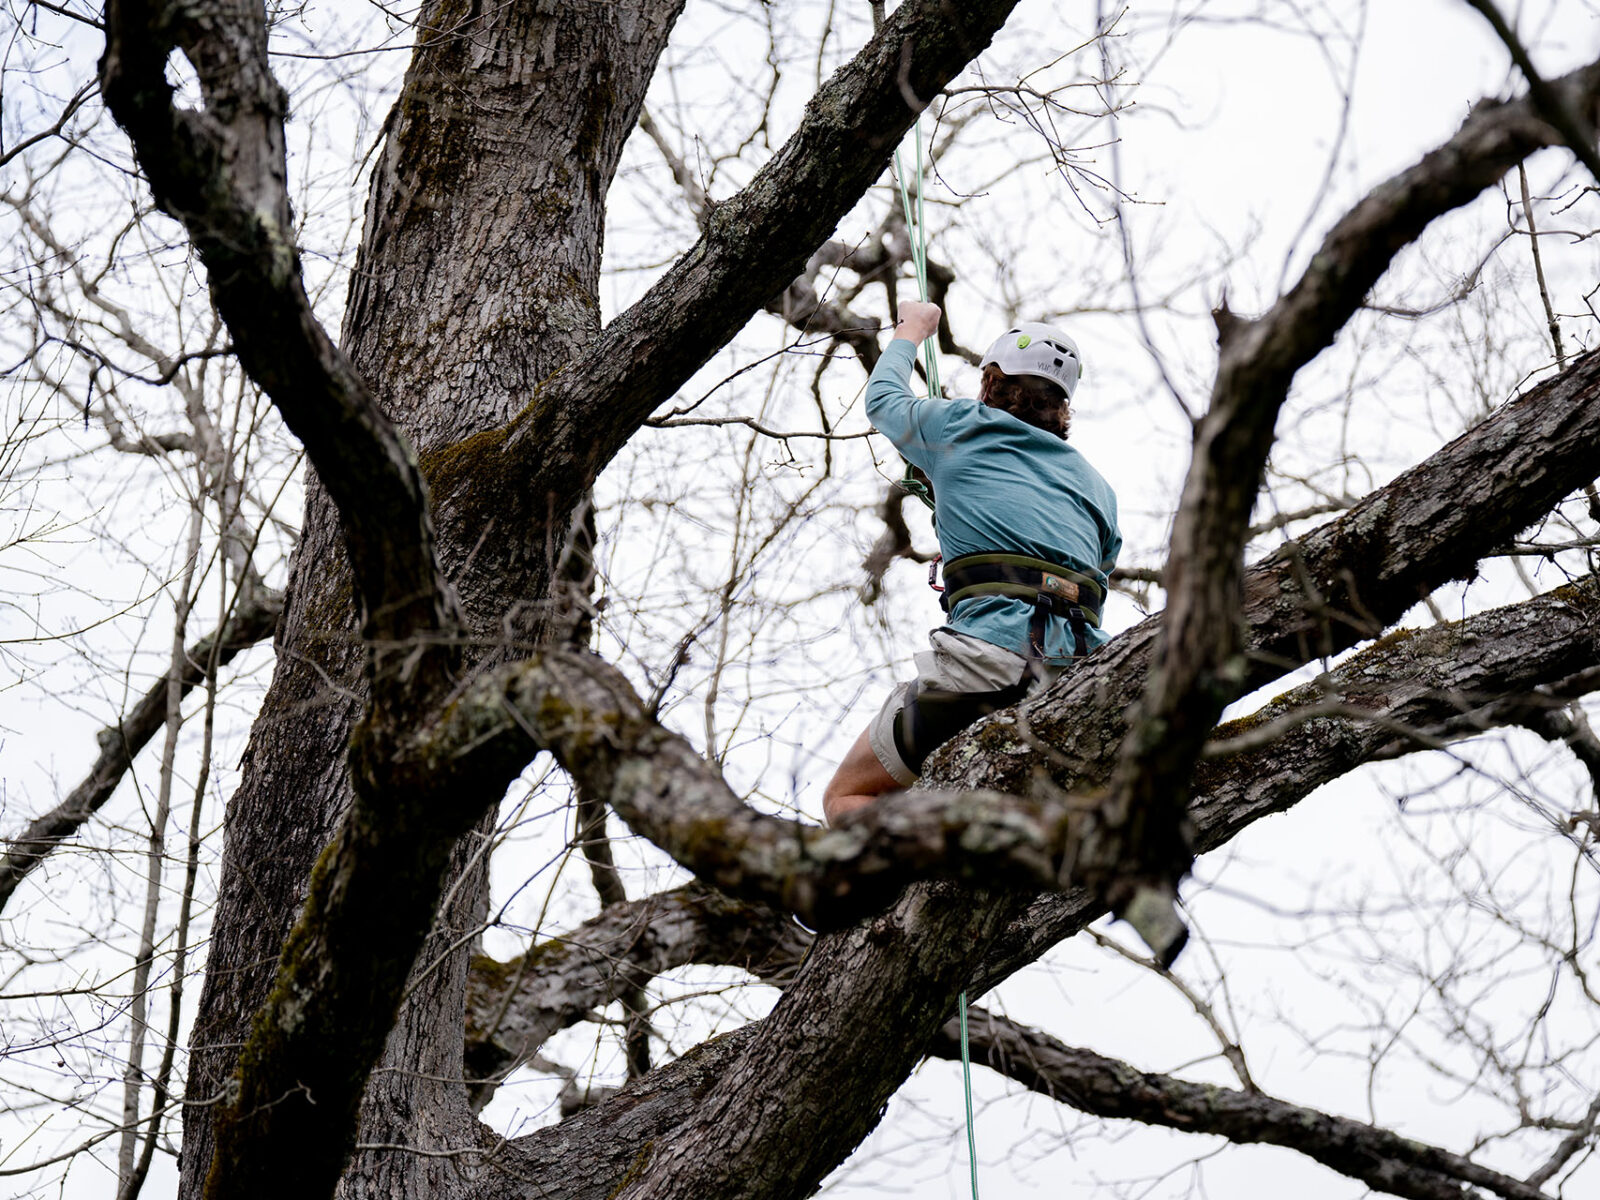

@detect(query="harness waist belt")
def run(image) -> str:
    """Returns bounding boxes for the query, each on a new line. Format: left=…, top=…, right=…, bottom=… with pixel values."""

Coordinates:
left=939, top=553, right=1104, bottom=627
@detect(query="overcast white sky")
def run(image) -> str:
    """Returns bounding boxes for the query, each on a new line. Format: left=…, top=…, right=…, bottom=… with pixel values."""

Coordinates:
left=2, top=2, right=1598, bottom=1198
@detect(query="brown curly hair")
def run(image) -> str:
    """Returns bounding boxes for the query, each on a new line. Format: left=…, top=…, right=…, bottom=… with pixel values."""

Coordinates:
left=979, top=364, right=1071, bottom=440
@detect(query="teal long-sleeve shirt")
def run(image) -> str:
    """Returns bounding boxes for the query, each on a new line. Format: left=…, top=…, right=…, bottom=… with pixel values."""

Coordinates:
left=866, top=338, right=1121, bottom=662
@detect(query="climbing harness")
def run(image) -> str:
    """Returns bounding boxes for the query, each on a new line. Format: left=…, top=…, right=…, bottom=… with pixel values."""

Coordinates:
left=938, top=552, right=1102, bottom=661
left=892, top=555, right=1100, bottom=772
left=938, top=553, right=1104, bottom=622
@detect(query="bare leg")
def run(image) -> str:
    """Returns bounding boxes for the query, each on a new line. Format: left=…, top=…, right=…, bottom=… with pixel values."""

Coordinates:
left=823, top=726, right=903, bottom=827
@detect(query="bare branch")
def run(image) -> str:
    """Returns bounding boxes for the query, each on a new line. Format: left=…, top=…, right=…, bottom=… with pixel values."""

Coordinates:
left=860, top=483, right=937, bottom=604
left=462, top=886, right=807, bottom=1107
left=0, top=81, right=94, bottom=169
left=1087, top=928, right=1256, bottom=1090
left=1098, top=53, right=1600, bottom=962
left=99, top=0, right=457, bottom=682
left=1464, top=0, right=1600, bottom=186
left=1526, top=1094, right=1600, bottom=1188
left=930, top=1007, right=1556, bottom=1200
left=1247, top=501, right=1352, bottom=538
left=0, top=588, right=283, bottom=913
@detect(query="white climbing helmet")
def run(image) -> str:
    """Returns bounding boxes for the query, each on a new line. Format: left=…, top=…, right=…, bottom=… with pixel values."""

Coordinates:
left=979, top=322, right=1083, bottom=400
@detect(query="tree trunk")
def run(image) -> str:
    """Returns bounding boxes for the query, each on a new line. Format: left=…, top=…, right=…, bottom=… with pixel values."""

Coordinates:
left=179, top=4, right=686, bottom=1194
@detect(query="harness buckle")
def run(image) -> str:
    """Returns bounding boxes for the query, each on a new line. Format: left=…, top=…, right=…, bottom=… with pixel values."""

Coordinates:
left=1039, top=573, right=1080, bottom=603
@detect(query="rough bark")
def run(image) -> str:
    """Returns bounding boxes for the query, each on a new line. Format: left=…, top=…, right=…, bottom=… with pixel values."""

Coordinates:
left=462, top=886, right=810, bottom=1107
left=155, top=0, right=688, bottom=1193
left=960, top=573, right=1600, bottom=1002
left=606, top=881, right=1024, bottom=1200
left=460, top=1023, right=764, bottom=1200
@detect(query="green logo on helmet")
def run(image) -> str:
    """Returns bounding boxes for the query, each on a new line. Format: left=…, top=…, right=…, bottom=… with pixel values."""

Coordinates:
left=1016, top=335, right=1031, bottom=349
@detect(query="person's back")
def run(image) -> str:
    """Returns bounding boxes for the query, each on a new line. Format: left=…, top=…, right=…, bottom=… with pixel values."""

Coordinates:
left=825, top=302, right=1121, bottom=824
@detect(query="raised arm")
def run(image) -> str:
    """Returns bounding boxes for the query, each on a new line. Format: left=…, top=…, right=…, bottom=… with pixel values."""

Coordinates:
left=865, top=300, right=944, bottom=466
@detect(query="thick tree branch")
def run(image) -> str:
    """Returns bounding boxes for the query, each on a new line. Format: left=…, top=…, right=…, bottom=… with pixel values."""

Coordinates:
left=427, top=574, right=1600, bottom=952
left=0, top=588, right=282, bottom=913
left=471, top=1022, right=762, bottom=1200
left=611, top=881, right=1025, bottom=1200
left=1464, top=0, right=1600, bottom=185
left=1099, top=55, right=1600, bottom=961
left=468, top=600, right=1593, bottom=1112
left=638, top=107, right=892, bottom=368
left=963, top=575, right=1600, bottom=1008
left=415, top=647, right=1085, bottom=927
left=198, top=710, right=545, bottom=1199
left=462, top=886, right=808, bottom=1106
left=470, top=575, right=1597, bottom=1200
left=930, top=1007, right=1555, bottom=1200
left=740, top=558, right=1600, bottom=1200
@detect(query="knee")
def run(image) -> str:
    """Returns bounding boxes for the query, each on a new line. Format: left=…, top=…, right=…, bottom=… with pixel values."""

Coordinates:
left=822, top=786, right=875, bottom=828
left=822, top=733, right=901, bottom=827
left=820, top=769, right=858, bottom=827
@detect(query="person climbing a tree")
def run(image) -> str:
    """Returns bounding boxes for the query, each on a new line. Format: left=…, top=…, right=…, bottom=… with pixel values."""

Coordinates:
left=823, top=300, right=1121, bottom=825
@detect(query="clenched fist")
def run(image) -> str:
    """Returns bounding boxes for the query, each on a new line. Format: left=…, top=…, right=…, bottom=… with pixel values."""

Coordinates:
left=893, top=300, right=941, bottom=345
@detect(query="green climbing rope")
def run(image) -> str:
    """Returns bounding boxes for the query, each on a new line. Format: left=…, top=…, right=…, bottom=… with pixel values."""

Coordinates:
left=958, top=989, right=980, bottom=1199
left=893, top=121, right=943, bottom=399
left=892, top=116, right=980, bottom=1199
left=891, top=118, right=940, bottom=511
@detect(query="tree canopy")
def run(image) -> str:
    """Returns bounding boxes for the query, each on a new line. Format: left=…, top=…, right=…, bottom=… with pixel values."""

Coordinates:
left=2, top=2, right=1598, bottom=1199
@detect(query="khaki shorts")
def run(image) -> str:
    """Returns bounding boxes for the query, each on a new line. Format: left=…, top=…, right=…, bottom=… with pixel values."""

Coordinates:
left=867, top=628, right=1057, bottom=785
